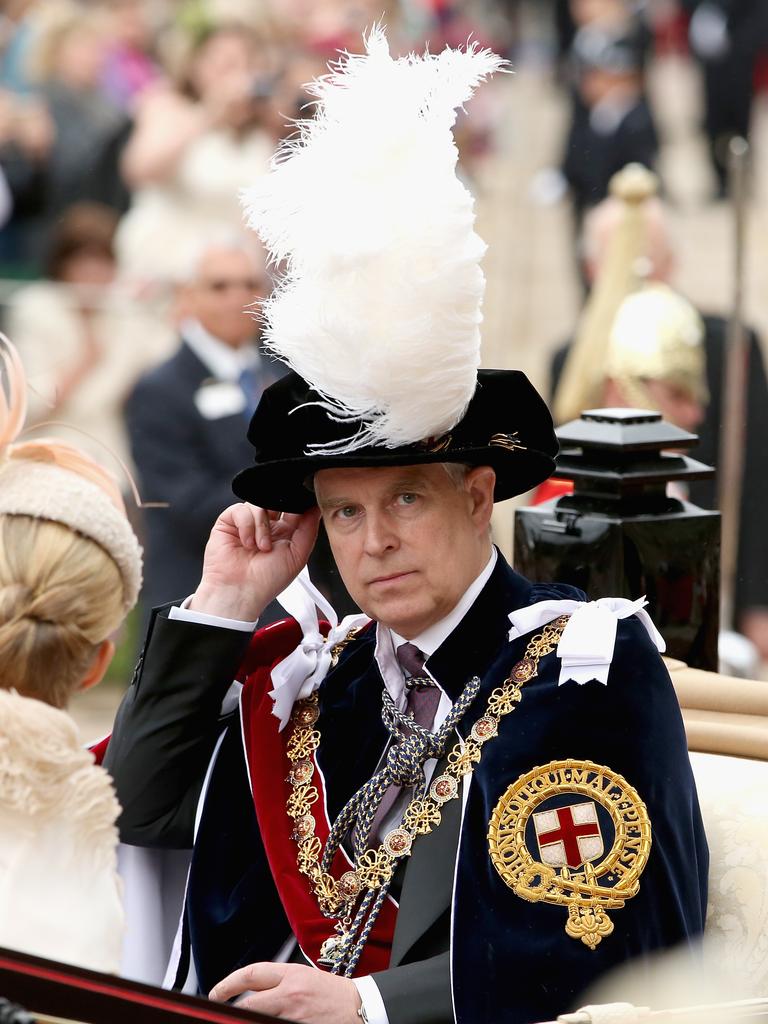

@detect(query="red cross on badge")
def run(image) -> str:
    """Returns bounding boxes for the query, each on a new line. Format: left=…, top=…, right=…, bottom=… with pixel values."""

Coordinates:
left=533, top=801, right=604, bottom=869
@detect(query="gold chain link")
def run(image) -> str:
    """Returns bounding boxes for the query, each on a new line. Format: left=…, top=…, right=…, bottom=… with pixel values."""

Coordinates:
left=284, top=615, right=570, bottom=929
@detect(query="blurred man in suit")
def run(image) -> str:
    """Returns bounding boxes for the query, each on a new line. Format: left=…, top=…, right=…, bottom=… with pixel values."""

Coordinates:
left=125, top=235, right=284, bottom=619
left=561, top=7, right=657, bottom=232
left=683, top=0, right=768, bottom=196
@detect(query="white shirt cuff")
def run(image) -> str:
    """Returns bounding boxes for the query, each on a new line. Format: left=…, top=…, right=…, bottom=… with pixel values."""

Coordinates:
left=352, top=976, right=389, bottom=1024
left=168, top=596, right=258, bottom=632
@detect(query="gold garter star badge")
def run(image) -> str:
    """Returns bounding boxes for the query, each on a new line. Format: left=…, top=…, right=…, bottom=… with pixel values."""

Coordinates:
left=487, top=759, right=651, bottom=949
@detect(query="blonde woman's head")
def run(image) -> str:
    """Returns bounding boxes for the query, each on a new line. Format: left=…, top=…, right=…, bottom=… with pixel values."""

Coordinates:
left=0, top=516, right=124, bottom=708
left=0, top=334, right=143, bottom=707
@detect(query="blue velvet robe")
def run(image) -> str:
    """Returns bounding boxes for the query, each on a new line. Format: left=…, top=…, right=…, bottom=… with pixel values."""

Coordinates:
left=185, top=554, right=708, bottom=1022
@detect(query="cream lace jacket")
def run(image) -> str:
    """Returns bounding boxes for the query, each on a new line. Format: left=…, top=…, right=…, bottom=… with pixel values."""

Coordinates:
left=0, top=689, right=123, bottom=972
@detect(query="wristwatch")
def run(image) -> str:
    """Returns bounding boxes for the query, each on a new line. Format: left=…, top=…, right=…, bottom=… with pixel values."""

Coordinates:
left=357, top=1003, right=369, bottom=1022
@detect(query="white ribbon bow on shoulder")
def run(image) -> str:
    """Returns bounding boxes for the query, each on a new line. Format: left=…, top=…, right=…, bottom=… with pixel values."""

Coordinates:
left=507, top=596, right=666, bottom=687
left=270, top=568, right=370, bottom=730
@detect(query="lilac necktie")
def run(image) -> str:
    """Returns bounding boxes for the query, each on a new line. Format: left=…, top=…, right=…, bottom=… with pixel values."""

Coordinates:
left=366, top=643, right=441, bottom=844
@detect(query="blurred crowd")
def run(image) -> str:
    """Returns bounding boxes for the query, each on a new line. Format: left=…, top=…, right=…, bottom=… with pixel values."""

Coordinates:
left=0, top=0, right=509, bottom=282
left=2, top=0, right=768, bottom=655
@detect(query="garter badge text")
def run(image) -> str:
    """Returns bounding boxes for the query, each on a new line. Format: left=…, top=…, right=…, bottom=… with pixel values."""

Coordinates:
left=487, top=759, right=651, bottom=949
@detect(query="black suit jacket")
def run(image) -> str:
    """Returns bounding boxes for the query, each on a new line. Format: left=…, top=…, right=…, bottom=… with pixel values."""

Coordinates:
left=125, top=338, right=353, bottom=620
left=681, top=0, right=768, bottom=49
left=562, top=94, right=659, bottom=218
left=550, top=314, right=768, bottom=614
left=125, top=339, right=279, bottom=613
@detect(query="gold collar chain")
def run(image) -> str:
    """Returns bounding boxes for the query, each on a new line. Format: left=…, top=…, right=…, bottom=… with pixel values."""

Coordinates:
left=284, top=615, right=570, bottom=951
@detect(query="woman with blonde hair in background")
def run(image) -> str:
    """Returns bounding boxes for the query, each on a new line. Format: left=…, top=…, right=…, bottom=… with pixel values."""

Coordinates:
left=0, top=336, right=142, bottom=973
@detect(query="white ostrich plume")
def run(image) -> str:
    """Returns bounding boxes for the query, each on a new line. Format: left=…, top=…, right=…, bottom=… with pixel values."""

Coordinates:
left=242, top=26, right=505, bottom=453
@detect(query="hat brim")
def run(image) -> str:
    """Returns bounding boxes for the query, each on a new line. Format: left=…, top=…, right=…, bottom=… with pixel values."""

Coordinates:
left=232, top=445, right=555, bottom=513
left=231, top=368, right=559, bottom=512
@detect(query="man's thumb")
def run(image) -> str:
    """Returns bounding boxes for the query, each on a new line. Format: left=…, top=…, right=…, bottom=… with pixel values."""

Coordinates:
left=294, top=507, right=322, bottom=554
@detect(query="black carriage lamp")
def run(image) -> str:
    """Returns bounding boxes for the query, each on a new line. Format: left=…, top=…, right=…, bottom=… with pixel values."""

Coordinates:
left=514, top=407, right=720, bottom=670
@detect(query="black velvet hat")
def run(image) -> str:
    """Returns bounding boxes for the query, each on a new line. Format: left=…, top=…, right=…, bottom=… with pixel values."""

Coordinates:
left=232, top=368, right=558, bottom=512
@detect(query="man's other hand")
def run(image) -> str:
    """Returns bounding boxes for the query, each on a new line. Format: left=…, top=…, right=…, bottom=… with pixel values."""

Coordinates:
left=190, top=503, right=321, bottom=621
left=209, top=962, right=361, bottom=1024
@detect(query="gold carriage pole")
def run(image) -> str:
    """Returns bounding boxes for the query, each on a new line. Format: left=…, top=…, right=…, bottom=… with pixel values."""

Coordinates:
left=718, top=137, right=751, bottom=635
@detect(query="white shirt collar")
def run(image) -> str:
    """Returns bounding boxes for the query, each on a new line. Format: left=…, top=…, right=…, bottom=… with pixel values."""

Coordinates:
left=374, top=547, right=498, bottom=715
left=181, top=317, right=260, bottom=382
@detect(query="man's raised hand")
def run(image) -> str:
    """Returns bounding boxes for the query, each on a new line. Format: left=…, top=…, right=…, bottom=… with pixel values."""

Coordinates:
left=189, top=502, right=321, bottom=621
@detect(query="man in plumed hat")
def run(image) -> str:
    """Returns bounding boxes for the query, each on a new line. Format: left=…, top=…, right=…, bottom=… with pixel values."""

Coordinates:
left=104, top=30, right=707, bottom=1024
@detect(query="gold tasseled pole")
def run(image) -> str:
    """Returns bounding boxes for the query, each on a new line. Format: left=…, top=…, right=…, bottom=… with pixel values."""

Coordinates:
left=553, top=163, right=659, bottom=425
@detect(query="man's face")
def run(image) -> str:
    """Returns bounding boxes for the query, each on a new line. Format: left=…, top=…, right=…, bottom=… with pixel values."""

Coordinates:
left=571, top=0, right=627, bottom=27
left=604, top=377, right=705, bottom=433
left=579, top=68, right=641, bottom=108
left=314, top=463, right=495, bottom=639
left=643, top=379, right=704, bottom=433
left=56, top=27, right=107, bottom=90
left=185, top=247, right=269, bottom=348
